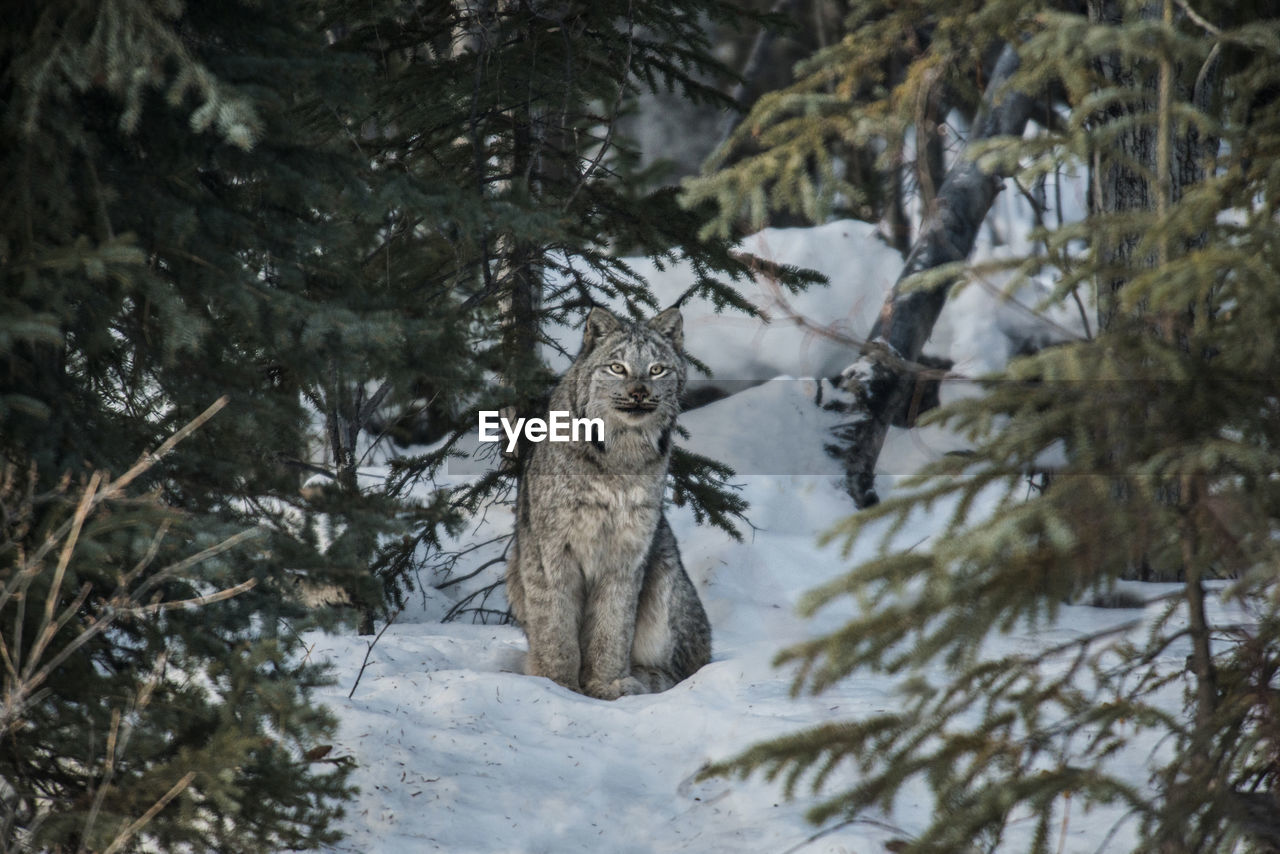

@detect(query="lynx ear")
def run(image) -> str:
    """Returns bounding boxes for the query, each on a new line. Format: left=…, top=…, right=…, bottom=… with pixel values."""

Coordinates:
left=582, top=307, right=622, bottom=352
left=647, top=306, right=683, bottom=349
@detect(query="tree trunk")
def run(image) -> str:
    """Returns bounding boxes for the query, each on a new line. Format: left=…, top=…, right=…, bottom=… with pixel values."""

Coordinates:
left=1088, top=0, right=1156, bottom=330
left=831, top=43, right=1035, bottom=507
left=715, top=0, right=803, bottom=150
left=1088, top=0, right=1219, bottom=581
left=502, top=11, right=548, bottom=476
left=1089, top=0, right=1216, bottom=330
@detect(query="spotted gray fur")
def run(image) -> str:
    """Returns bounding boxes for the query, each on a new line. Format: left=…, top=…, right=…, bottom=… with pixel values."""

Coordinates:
left=505, top=306, right=711, bottom=699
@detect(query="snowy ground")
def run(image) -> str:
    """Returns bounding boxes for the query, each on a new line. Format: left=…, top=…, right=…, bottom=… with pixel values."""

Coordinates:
left=308, top=447, right=925, bottom=850
left=310, top=378, right=898, bottom=852
left=305, top=208, right=1202, bottom=853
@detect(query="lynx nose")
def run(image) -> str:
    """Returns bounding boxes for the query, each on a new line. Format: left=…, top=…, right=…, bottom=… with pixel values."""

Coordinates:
left=627, top=386, right=648, bottom=403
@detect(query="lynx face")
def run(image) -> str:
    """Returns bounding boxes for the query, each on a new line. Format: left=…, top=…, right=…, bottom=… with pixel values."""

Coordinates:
left=574, top=307, right=686, bottom=438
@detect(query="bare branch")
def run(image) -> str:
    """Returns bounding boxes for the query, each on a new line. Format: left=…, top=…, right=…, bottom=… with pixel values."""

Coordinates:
left=100, top=771, right=196, bottom=854
left=348, top=608, right=403, bottom=699
left=122, top=577, right=259, bottom=615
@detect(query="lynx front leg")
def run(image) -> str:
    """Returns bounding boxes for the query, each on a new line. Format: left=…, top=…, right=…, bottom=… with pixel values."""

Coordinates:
left=521, top=551, right=585, bottom=693
left=580, top=572, right=646, bottom=700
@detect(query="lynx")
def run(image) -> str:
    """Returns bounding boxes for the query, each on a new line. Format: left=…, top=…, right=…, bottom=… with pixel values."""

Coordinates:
left=504, top=306, right=711, bottom=699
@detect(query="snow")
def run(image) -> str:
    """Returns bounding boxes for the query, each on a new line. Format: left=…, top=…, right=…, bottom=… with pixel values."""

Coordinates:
left=308, top=213, right=1182, bottom=853
left=543, top=220, right=904, bottom=385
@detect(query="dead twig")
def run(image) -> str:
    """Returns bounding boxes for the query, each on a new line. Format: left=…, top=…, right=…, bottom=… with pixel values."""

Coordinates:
left=348, top=607, right=403, bottom=699
left=100, top=771, right=196, bottom=854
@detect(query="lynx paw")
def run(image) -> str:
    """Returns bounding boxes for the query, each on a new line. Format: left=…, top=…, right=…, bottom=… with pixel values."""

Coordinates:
left=583, top=675, right=647, bottom=700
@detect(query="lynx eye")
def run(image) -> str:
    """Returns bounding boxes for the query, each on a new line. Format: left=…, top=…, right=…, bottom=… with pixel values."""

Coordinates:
left=649, top=364, right=667, bottom=377
left=607, top=362, right=627, bottom=376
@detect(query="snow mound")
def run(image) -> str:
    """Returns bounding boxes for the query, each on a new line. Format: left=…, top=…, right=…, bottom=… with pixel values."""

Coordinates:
left=545, top=220, right=903, bottom=384
left=545, top=216, right=1088, bottom=391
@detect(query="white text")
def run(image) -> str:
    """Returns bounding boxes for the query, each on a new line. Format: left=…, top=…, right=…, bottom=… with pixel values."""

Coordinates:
left=477, top=410, right=604, bottom=452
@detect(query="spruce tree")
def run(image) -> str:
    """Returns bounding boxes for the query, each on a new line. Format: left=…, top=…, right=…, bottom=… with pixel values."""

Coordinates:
left=0, top=0, right=467, bottom=846
left=1, top=405, right=351, bottom=853
left=328, top=0, right=823, bottom=618
left=697, top=3, right=1280, bottom=852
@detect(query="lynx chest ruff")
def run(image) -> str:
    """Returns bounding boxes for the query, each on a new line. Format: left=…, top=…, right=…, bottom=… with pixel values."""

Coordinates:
left=559, top=475, right=663, bottom=583
left=504, top=305, right=712, bottom=700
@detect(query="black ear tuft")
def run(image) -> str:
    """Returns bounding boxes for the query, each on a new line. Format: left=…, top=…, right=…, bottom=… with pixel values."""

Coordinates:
left=647, top=306, right=683, bottom=349
left=582, top=307, right=623, bottom=353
